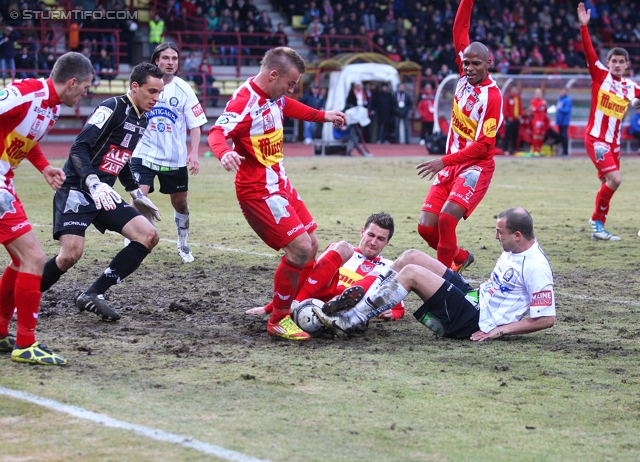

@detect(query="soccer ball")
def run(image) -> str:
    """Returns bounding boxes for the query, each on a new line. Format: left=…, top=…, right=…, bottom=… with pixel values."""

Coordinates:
left=290, top=298, right=324, bottom=335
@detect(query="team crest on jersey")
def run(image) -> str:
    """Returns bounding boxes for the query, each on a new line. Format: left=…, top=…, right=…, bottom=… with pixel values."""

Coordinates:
left=503, top=268, right=514, bottom=282
left=360, top=262, right=375, bottom=273
left=156, top=122, right=167, bottom=133
left=593, top=142, right=610, bottom=161
left=0, top=189, right=17, bottom=218
left=464, top=95, right=476, bottom=114
left=460, top=168, right=480, bottom=190
left=263, top=113, right=275, bottom=131
left=170, top=97, right=179, bottom=107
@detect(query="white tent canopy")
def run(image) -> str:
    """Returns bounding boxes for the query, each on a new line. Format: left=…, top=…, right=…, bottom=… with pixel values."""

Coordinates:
left=322, top=63, right=400, bottom=141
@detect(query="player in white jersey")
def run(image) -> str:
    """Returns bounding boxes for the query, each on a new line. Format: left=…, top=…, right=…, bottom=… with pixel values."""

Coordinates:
left=131, top=42, right=208, bottom=263
left=577, top=3, right=640, bottom=241
left=314, top=207, right=556, bottom=341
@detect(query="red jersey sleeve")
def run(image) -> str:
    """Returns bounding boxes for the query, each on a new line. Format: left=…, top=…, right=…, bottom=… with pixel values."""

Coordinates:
left=442, top=141, right=489, bottom=166
left=453, top=0, right=473, bottom=75
left=207, top=126, right=232, bottom=160
left=26, top=144, right=50, bottom=172
left=283, top=97, right=325, bottom=122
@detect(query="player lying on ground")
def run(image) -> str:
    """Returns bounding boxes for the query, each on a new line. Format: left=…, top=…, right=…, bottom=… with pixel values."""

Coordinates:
left=246, top=212, right=404, bottom=321
left=314, top=207, right=555, bottom=341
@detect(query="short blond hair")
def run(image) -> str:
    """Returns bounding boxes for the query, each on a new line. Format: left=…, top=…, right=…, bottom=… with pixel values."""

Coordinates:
left=260, top=47, right=306, bottom=75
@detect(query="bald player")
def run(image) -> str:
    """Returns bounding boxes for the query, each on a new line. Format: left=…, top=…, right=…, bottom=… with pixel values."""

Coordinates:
left=414, top=0, right=504, bottom=274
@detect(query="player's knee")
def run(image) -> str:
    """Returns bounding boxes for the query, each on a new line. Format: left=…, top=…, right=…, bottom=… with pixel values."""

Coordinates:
left=142, top=227, right=160, bottom=250
left=57, top=249, right=82, bottom=271
left=393, top=249, right=424, bottom=269
left=332, top=241, right=353, bottom=260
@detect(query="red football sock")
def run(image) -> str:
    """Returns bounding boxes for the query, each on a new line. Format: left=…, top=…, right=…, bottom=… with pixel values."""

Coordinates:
left=14, top=272, right=42, bottom=348
left=0, top=265, right=19, bottom=337
left=436, top=213, right=460, bottom=268
left=269, top=257, right=303, bottom=324
left=453, top=248, right=470, bottom=265
left=532, top=135, right=544, bottom=153
left=295, top=250, right=342, bottom=302
left=592, top=183, right=616, bottom=223
left=417, top=224, right=439, bottom=251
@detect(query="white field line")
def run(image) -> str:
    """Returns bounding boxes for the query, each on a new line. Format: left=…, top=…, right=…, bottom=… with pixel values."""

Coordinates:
left=0, top=386, right=271, bottom=462
left=30, top=223, right=277, bottom=258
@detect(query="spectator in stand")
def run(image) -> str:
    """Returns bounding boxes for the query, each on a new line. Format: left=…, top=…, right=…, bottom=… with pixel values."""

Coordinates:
left=303, top=0, right=321, bottom=25
left=119, top=18, right=139, bottom=65
left=502, top=86, right=523, bottom=155
left=206, top=7, right=220, bottom=36
left=343, top=81, right=372, bottom=156
left=393, top=83, right=413, bottom=144
left=300, top=83, right=326, bottom=144
left=373, top=82, right=394, bottom=144
left=321, top=0, right=334, bottom=24
left=555, top=88, right=573, bottom=156
left=217, top=22, right=237, bottom=65
left=241, top=24, right=261, bottom=65
left=37, top=45, right=55, bottom=73
left=183, top=52, right=199, bottom=81
left=417, top=82, right=435, bottom=146
left=306, top=15, right=324, bottom=49
left=149, top=12, right=165, bottom=57
left=437, top=64, right=452, bottom=83
left=630, top=107, right=640, bottom=154
left=0, top=25, right=19, bottom=79
left=256, top=10, right=273, bottom=34
left=14, top=46, right=37, bottom=79
left=194, top=57, right=220, bottom=106
left=94, top=48, right=116, bottom=82
left=240, top=0, right=260, bottom=23
left=271, top=22, right=289, bottom=47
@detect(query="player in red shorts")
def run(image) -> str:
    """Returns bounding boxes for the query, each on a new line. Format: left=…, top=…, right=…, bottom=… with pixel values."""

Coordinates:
left=415, top=0, right=503, bottom=274
left=529, top=88, right=549, bottom=155
left=246, top=212, right=405, bottom=321
left=208, top=47, right=346, bottom=341
left=577, top=3, right=640, bottom=241
left=0, top=52, right=94, bottom=365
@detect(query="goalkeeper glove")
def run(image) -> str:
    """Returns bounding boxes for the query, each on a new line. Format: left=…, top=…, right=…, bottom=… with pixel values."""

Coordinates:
left=129, top=188, right=162, bottom=224
left=86, top=174, right=121, bottom=210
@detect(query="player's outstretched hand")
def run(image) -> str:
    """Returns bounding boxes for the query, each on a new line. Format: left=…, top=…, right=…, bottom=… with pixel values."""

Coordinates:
left=416, top=158, right=445, bottom=181
left=577, top=3, right=590, bottom=26
left=86, top=174, right=122, bottom=210
left=220, top=151, right=245, bottom=172
left=130, top=188, right=162, bottom=223
left=325, top=110, right=347, bottom=129
left=42, top=165, right=66, bottom=190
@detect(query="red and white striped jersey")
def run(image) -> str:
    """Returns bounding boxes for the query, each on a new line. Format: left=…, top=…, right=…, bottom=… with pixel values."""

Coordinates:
left=208, top=77, right=325, bottom=200
left=337, top=248, right=394, bottom=288
left=0, top=78, right=59, bottom=188
left=446, top=0, right=503, bottom=166
left=581, top=25, right=640, bottom=145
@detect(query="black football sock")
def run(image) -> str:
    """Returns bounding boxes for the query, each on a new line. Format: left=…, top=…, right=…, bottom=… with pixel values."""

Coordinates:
left=40, top=256, right=65, bottom=292
left=85, top=241, right=150, bottom=295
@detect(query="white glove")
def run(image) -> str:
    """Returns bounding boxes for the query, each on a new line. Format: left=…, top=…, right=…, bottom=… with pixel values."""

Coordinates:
left=86, top=174, right=121, bottom=210
left=130, top=188, right=162, bottom=224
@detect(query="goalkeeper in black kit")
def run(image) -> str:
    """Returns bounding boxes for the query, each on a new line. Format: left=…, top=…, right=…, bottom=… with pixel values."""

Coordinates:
left=40, top=63, right=165, bottom=321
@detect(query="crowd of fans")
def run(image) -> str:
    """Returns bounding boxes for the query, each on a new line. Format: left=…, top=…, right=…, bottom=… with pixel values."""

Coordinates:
left=276, top=0, right=640, bottom=78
